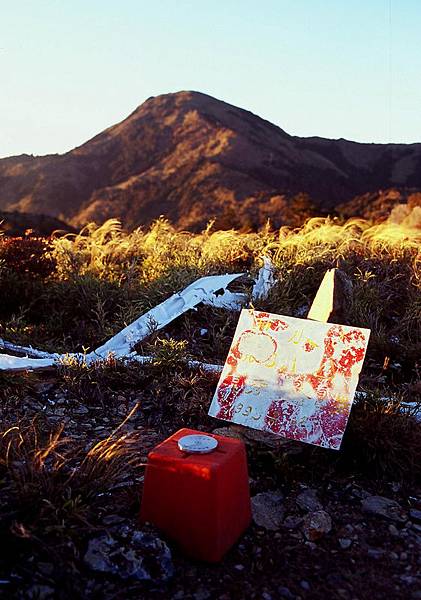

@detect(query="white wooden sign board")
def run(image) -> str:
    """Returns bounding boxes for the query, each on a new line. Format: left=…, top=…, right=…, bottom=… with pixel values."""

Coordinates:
left=208, top=309, right=370, bottom=449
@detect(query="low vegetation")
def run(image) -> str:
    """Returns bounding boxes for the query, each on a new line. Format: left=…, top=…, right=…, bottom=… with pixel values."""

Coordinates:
left=0, top=216, right=420, bottom=597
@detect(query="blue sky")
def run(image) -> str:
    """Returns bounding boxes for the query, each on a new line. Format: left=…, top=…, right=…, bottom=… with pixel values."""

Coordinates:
left=1, top=0, right=420, bottom=157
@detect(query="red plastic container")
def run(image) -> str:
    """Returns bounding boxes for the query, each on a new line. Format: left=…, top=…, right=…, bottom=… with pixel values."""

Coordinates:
left=140, top=428, right=251, bottom=562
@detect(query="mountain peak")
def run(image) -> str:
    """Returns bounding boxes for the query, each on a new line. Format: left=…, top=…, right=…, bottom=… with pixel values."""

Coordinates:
left=121, top=90, right=290, bottom=139
left=0, top=92, right=420, bottom=232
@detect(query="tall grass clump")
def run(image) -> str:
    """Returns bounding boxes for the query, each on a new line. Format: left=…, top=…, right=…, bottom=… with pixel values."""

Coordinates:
left=2, top=214, right=420, bottom=371
left=49, top=217, right=266, bottom=284
left=0, top=414, right=144, bottom=540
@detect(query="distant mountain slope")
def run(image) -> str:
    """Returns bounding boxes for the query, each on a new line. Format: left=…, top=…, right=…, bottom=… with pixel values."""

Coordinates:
left=1, top=91, right=421, bottom=230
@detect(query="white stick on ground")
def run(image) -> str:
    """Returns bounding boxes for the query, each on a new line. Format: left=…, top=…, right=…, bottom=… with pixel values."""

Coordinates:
left=0, top=351, right=225, bottom=373
left=89, top=273, right=245, bottom=359
left=0, top=338, right=59, bottom=359
left=0, top=267, right=277, bottom=372
left=0, top=273, right=246, bottom=371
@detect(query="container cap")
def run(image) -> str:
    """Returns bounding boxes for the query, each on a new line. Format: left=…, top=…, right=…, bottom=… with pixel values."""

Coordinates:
left=178, top=434, right=218, bottom=454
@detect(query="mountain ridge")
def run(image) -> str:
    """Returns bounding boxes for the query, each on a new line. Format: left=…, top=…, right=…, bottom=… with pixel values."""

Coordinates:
left=1, top=90, right=421, bottom=230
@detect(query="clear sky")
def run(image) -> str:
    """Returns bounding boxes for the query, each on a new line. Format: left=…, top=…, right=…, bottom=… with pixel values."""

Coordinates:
left=1, top=0, right=420, bottom=157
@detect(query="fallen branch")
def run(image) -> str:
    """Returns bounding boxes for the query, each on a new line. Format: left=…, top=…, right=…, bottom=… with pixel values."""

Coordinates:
left=0, top=261, right=276, bottom=373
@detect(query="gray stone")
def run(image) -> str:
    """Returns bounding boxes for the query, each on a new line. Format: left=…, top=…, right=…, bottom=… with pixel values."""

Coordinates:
left=277, top=586, right=295, bottom=599
left=361, top=496, right=407, bottom=522
left=194, top=589, right=211, bottom=600
left=215, top=424, right=302, bottom=453
left=251, top=491, right=284, bottom=530
left=212, top=427, right=244, bottom=440
left=339, top=538, right=352, bottom=549
left=409, top=509, right=421, bottom=523
left=367, top=548, right=384, bottom=559
left=296, top=489, right=323, bottom=512
left=283, top=515, right=303, bottom=529
left=401, top=575, right=418, bottom=585
left=84, top=530, right=173, bottom=581
left=351, top=486, right=371, bottom=500
left=25, top=585, right=55, bottom=599
left=302, top=510, right=332, bottom=541
left=102, top=514, right=126, bottom=526
left=37, top=562, right=54, bottom=576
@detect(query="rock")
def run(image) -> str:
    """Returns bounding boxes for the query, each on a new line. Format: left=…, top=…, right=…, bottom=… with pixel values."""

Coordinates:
left=296, top=489, right=323, bottom=512
left=409, top=509, right=421, bottom=523
left=84, top=530, right=173, bottom=581
left=327, top=573, right=346, bottom=586
left=277, top=586, right=295, bottom=599
left=251, top=491, right=284, bottom=530
left=388, top=524, right=399, bottom=536
left=102, top=514, right=126, bottom=526
left=305, top=541, right=317, bottom=550
left=25, top=585, right=55, bottom=599
left=300, top=580, right=311, bottom=591
left=217, top=424, right=302, bottom=453
left=401, top=575, right=417, bottom=585
left=194, top=589, right=211, bottom=600
left=338, top=538, right=352, bottom=549
left=37, top=562, right=54, bottom=576
left=302, top=510, right=332, bottom=541
left=362, top=496, right=407, bottom=522
left=35, top=382, right=55, bottom=394
left=212, top=427, right=243, bottom=440
left=283, top=515, right=303, bottom=529
left=367, top=548, right=384, bottom=559
left=350, top=486, right=371, bottom=500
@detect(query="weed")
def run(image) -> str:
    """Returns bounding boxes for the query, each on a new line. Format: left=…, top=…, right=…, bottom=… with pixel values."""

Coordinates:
left=340, top=391, right=421, bottom=482
left=57, top=354, right=146, bottom=405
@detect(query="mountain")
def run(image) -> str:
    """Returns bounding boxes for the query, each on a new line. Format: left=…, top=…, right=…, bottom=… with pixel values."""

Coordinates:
left=337, top=187, right=421, bottom=220
left=1, top=91, right=421, bottom=231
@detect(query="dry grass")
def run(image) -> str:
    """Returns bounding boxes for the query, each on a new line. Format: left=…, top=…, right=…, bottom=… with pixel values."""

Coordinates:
left=0, top=409, right=144, bottom=568
left=341, top=392, right=421, bottom=482
left=0, top=215, right=420, bottom=595
left=1, top=216, right=420, bottom=487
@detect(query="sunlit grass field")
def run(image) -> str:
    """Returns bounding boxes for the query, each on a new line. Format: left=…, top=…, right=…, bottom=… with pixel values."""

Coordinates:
left=0, top=216, right=420, bottom=596
left=1, top=215, right=420, bottom=463
left=1, top=216, right=421, bottom=361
